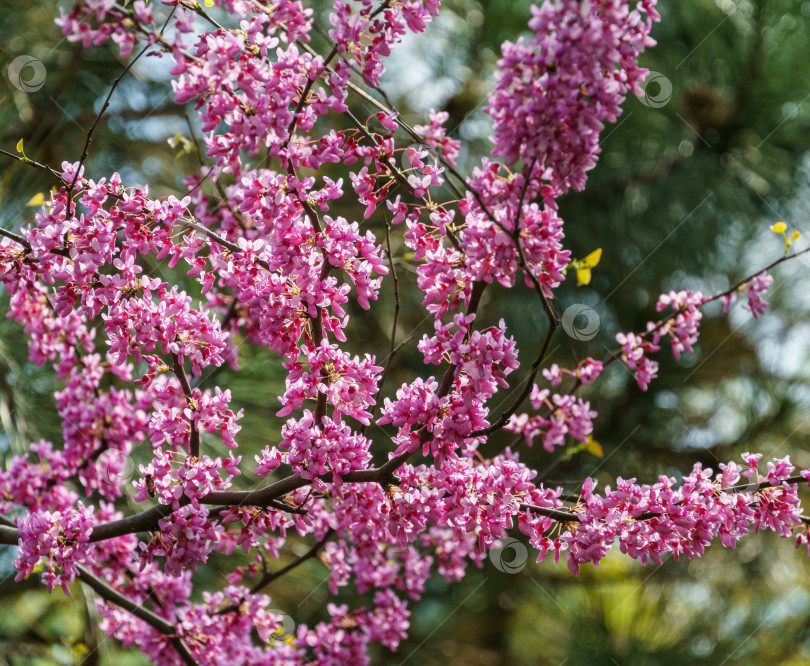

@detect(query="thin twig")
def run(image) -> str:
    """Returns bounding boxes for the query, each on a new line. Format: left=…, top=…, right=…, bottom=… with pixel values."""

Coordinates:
left=375, top=208, right=401, bottom=405
left=215, top=528, right=334, bottom=615
left=471, top=318, right=557, bottom=437
left=0, top=148, right=65, bottom=182
left=173, top=355, right=200, bottom=457
left=68, top=41, right=152, bottom=198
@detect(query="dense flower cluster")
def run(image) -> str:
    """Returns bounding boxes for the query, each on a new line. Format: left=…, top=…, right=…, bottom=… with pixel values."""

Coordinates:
left=487, top=0, right=660, bottom=194
left=505, top=384, right=597, bottom=451
left=14, top=503, right=95, bottom=594
left=519, top=455, right=802, bottom=575
left=722, top=270, right=774, bottom=318
left=2, top=1, right=807, bottom=665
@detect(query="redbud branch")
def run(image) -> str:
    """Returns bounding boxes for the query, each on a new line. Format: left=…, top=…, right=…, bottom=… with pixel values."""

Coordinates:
left=68, top=38, right=153, bottom=199
left=336, top=107, right=465, bottom=254
left=313, top=63, right=556, bottom=335
left=0, top=148, right=65, bottom=182
left=525, top=244, right=810, bottom=431
left=519, top=475, right=810, bottom=524
left=513, top=158, right=538, bottom=238
left=182, top=113, right=250, bottom=230
left=372, top=208, right=401, bottom=418
left=76, top=565, right=198, bottom=666
left=470, top=318, right=557, bottom=437
left=0, top=526, right=18, bottom=543
left=180, top=219, right=271, bottom=271
left=706, top=245, right=810, bottom=304
left=295, top=39, right=471, bottom=202
left=604, top=244, right=810, bottom=372
left=215, top=528, right=335, bottom=615
left=368, top=0, right=394, bottom=20
left=6, top=464, right=804, bottom=550
left=212, top=277, right=488, bottom=516
left=112, top=4, right=196, bottom=62
left=172, top=355, right=200, bottom=458
left=0, top=227, right=32, bottom=251
left=250, top=527, right=333, bottom=593
left=179, top=0, right=225, bottom=31
left=0, top=515, right=16, bottom=528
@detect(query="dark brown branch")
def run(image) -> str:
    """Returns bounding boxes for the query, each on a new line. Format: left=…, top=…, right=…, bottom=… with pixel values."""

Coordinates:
left=287, top=44, right=339, bottom=140
left=215, top=528, right=334, bottom=615
left=173, top=356, right=200, bottom=458
left=181, top=219, right=271, bottom=271
left=250, top=528, right=332, bottom=593
left=603, top=245, right=810, bottom=372
left=374, top=209, right=401, bottom=403
left=68, top=39, right=152, bottom=198
left=0, top=227, right=32, bottom=251
left=0, top=148, right=66, bottom=182
left=76, top=565, right=197, bottom=666
left=519, top=474, right=810, bottom=525
left=471, top=319, right=557, bottom=437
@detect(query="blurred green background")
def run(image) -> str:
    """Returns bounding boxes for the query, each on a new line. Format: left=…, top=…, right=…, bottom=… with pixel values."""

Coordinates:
left=1, top=0, right=810, bottom=663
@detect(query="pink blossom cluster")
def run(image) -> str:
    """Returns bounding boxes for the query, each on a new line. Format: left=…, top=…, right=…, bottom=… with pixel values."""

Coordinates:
left=542, top=357, right=604, bottom=387
left=278, top=341, right=383, bottom=424
left=486, top=0, right=660, bottom=194
left=418, top=314, right=519, bottom=400
left=329, top=0, right=441, bottom=93
left=722, top=270, right=774, bottom=318
left=653, top=289, right=706, bottom=359
left=505, top=385, right=597, bottom=451
left=616, top=330, right=661, bottom=390
left=263, top=411, right=373, bottom=487
left=133, top=448, right=241, bottom=509
left=105, top=284, right=228, bottom=377
left=14, top=502, right=95, bottom=594
left=413, top=109, right=461, bottom=166
left=146, top=377, right=243, bottom=450
left=55, top=0, right=153, bottom=57
left=520, top=455, right=802, bottom=575
left=615, top=277, right=771, bottom=392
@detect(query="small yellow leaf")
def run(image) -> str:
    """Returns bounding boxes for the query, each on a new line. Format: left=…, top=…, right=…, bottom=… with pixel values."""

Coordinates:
left=770, top=221, right=787, bottom=234
left=16, top=139, right=24, bottom=154
left=204, top=0, right=215, bottom=6
left=576, top=267, right=592, bottom=286
left=580, top=247, right=602, bottom=269
left=585, top=435, right=603, bottom=459
left=26, top=192, right=46, bottom=207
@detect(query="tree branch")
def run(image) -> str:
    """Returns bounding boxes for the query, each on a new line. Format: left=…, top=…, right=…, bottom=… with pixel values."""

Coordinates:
left=76, top=565, right=197, bottom=666
left=172, top=356, right=200, bottom=458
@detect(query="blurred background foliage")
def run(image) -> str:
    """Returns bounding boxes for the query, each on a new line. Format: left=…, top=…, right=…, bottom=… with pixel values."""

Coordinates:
left=1, top=0, right=810, bottom=663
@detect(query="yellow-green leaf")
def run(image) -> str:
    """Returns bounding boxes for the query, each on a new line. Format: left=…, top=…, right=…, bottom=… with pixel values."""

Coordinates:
left=204, top=0, right=215, bottom=6
left=15, top=139, right=24, bottom=154
left=576, top=267, right=592, bottom=286
left=26, top=192, right=46, bottom=207
left=585, top=435, right=603, bottom=458
left=770, top=221, right=787, bottom=234
left=580, top=247, right=602, bottom=269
